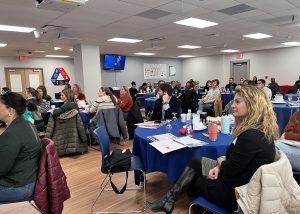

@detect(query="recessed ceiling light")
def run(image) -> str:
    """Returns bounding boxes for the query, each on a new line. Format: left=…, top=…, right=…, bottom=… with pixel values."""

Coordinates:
left=174, top=18, right=218, bottom=29
left=33, top=50, right=45, bottom=53
left=220, top=49, right=240, bottom=53
left=134, top=52, right=155, bottom=56
left=177, top=55, right=195, bottom=58
left=108, top=37, right=142, bottom=43
left=54, top=47, right=62, bottom=50
left=0, top=43, right=7, bottom=47
left=243, top=33, right=272, bottom=39
left=281, top=41, right=300, bottom=46
left=45, top=55, right=70, bottom=58
left=69, top=48, right=73, bottom=51
left=0, top=24, right=35, bottom=33
left=177, top=45, right=201, bottom=49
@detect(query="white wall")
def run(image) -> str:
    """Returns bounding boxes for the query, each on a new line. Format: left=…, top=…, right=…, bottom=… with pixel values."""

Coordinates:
left=183, top=47, right=300, bottom=87
left=101, top=56, right=182, bottom=87
left=0, top=57, right=74, bottom=97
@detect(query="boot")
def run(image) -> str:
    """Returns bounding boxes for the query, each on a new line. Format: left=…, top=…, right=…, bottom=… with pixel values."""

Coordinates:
left=146, top=166, right=197, bottom=214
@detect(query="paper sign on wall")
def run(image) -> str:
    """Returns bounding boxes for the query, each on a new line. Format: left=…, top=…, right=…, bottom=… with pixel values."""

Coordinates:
left=144, top=63, right=167, bottom=79
left=29, top=74, right=40, bottom=88
left=51, top=68, right=70, bottom=85
left=10, top=74, right=22, bottom=92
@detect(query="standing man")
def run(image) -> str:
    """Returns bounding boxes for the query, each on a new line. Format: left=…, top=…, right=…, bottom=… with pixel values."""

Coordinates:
left=268, top=78, right=279, bottom=98
left=150, top=83, right=181, bottom=121
left=257, top=79, right=272, bottom=100
left=225, top=77, right=237, bottom=92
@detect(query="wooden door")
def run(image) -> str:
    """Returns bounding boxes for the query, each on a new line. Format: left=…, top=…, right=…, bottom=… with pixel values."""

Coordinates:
left=5, top=68, right=44, bottom=94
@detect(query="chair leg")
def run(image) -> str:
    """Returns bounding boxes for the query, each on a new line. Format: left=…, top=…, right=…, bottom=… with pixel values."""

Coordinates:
left=188, top=203, right=208, bottom=214
left=91, top=175, right=110, bottom=213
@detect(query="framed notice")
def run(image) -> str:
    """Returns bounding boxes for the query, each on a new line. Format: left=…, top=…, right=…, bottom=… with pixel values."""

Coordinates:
left=144, top=63, right=167, bottom=79
left=169, top=66, right=176, bottom=76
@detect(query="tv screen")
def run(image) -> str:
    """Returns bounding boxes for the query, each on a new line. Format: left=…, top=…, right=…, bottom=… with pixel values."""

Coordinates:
left=103, top=54, right=126, bottom=70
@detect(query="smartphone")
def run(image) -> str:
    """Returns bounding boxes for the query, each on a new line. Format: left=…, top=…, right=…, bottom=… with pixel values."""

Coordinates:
left=154, top=120, right=161, bottom=124
left=202, top=133, right=209, bottom=137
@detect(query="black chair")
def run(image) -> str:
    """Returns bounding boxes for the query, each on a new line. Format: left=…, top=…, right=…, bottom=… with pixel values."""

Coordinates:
left=189, top=197, right=235, bottom=214
left=91, top=126, right=147, bottom=213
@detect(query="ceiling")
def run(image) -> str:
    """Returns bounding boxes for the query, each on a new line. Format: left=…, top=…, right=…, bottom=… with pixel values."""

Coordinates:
left=1, top=0, right=300, bottom=58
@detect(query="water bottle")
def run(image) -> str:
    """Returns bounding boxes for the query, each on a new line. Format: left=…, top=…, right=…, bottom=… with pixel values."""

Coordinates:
left=186, top=109, right=192, bottom=136
left=221, top=115, right=230, bottom=134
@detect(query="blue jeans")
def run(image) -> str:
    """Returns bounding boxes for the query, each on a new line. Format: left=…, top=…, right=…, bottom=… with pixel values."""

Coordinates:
left=275, top=141, right=300, bottom=171
left=0, top=182, right=35, bottom=203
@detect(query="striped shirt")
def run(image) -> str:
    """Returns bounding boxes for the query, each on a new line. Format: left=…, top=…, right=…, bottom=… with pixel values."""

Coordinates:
left=90, top=95, right=115, bottom=113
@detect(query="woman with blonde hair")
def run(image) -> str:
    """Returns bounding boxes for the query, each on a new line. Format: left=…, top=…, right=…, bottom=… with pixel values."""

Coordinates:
left=146, top=85, right=279, bottom=213
left=72, top=84, right=86, bottom=102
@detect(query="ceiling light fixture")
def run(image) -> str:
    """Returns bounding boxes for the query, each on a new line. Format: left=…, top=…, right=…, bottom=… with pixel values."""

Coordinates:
left=243, top=33, right=272, bottom=39
left=33, top=30, right=46, bottom=38
left=0, top=43, right=7, bottom=47
left=69, top=48, right=73, bottom=51
left=54, top=47, right=62, bottom=50
left=0, top=24, right=35, bottom=33
left=177, top=45, right=201, bottom=49
left=134, top=52, right=155, bottom=56
left=45, top=55, right=70, bottom=58
left=107, top=37, right=142, bottom=43
left=174, top=18, right=218, bottom=29
left=177, top=55, right=195, bottom=58
left=220, top=49, right=240, bottom=53
left=281, top=41, right=300, bottom=46
left=33, top=50, right=46, bottom=53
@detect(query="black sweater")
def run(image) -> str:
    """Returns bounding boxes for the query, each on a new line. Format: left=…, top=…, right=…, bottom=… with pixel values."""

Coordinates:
left=220, top=129, right=275, bottom=189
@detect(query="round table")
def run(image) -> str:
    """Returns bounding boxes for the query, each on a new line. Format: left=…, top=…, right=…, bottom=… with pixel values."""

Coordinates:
left=145, top=97, right=158, bottom=111
left=272, top=103, right=300, bottom=133
left=284, top=93, right=300, bottom=101
left=132, top=121, right=232, bottom=183
left=221, top=92, right=234, bottom=105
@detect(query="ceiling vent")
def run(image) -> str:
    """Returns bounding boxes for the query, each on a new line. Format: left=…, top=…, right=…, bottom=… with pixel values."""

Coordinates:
left=146, top=37, right=166, bottom=50
left=263, top=15, right=300, bottom=27
left=218, top=4, right=255, bottom=15
left=136, top=8, right=172, bottom=19
left=35, top=0, right=86, bottom=12
left=41, top=25, right=68, bottom=31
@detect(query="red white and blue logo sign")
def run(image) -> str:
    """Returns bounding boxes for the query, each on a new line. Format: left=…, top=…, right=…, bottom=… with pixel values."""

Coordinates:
left=51, top=68, right=70, bottom=85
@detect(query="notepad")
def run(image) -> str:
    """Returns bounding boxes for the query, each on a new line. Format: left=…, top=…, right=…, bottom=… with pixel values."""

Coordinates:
left=173, top=136, right=207, bottom=148
left=148, top=133, right=177, bottom=142
left=149, top=140, right=186, bottom=154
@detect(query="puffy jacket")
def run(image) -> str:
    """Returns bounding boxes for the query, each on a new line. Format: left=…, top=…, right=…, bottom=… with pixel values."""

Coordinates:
left=235, top=151, right=300, bottom=214
left=46, top=109, right=88, bottom=156
left=34, top=138, right=70, bottom=214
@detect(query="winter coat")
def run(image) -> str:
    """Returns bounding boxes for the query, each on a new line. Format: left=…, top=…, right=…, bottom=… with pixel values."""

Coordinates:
left=91, top=107, right=128, bottom=139
left=46, top=109, right=88, bottom=156
left=34, top=138, right=70, bottom=214
left=235, top=150, right=300, bottom=214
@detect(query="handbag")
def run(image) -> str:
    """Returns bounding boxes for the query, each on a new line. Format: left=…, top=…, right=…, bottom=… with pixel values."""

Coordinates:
left=104, top=149, right=132, bottom=194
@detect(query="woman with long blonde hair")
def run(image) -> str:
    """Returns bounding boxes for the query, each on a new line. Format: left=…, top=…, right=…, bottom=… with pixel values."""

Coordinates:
left=146, top=85, right=279, bottom=213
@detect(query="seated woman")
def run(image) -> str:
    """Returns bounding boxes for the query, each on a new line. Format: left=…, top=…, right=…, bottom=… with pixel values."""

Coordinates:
left=37, top=85, right=51, bottom=113
left=116, top=86, right=133, bottom=120
left=0, top=92, right=41, bottom=202
left=198, top=79, right=220, bottom=112
left=146, top=85, right=279, bottom=212
left=139, top=83, right=148, bottom=93
left=72, top=84, right=86, bottom=103
left=25, top=87, right=44, bottom=131
left=275, top=110, right=300, bottom=171
left=90, top=87, right=116, bottom=113
left=52, top=88, right=78, bottom=118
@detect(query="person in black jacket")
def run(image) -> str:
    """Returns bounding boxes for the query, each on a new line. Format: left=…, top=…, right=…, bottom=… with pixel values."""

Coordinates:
left=150, top=83, right=181, bottom=121
left=225, top=77, right=237, bottom=92
left=146, top=85, right=279, bottom=213
left=129, top=81, right=138, bottom=101
left=178, top=81, right=198, bottom=113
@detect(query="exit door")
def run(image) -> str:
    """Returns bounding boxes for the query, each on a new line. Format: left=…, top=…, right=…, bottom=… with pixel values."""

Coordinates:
left=5, top=68, right=44, bottom=94
left=230, top=60, right=250, bottom=83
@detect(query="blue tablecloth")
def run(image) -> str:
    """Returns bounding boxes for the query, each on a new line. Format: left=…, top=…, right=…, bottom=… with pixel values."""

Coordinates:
left=273, top=104, right=300, bottom=133
left=145, top=97, right=158, bottom=111
left=133, top=122, right=232, bottom=183
left=284, top=93, right=300, bottom=101
left=137, top=93, right=155, bottom=108
left=221, top=93, right=234, bottom=105
left=52, top=99, right=63, bottom=107
left=79, top=111, right=94, bottom=129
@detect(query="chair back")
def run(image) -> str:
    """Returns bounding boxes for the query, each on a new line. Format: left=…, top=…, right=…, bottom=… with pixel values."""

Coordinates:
left=213, top=94, right=223, bottom=117
left=94, top=126, right=111, bottom=173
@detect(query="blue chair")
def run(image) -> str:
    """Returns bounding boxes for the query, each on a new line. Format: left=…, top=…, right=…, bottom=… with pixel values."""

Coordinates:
left=91, top=126, right=147, bottom=213
left=189, top=197, right=235, bottom=214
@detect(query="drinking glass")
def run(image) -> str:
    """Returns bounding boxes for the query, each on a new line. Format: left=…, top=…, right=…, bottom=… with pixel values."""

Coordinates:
left=166, top=120, right=172, bottom=133
left=172, top=112, right=177, bottom=122
left=288, top=96, right=292, bottom=102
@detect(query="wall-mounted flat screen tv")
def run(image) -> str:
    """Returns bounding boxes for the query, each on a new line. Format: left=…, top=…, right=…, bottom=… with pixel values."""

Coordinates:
left=103, top=54, right=126, bottom=70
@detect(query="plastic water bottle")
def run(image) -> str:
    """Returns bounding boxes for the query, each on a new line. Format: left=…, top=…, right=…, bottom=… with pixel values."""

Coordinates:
left=186, top=109, right=192, bottom=136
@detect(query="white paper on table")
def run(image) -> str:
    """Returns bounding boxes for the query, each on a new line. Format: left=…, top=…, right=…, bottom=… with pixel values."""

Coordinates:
left=29, top=74, right=40, bottom=88
left=10, top=74, right=22, bottom=92
left=149, top=133, right=177, bottom=141
left=149, top=140, right=186, bottom=154
left=174, top=136, right=207, bottom=148
left=277, top=139, right=300, bottom=148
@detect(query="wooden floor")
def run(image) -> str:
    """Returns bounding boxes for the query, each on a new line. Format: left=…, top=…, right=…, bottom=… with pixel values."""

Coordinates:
left=0, top=141, right=192, bottom=214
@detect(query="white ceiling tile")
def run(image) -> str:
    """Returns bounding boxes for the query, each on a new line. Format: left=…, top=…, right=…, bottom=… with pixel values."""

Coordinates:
left=247, top=0, right=296, bottom=13
left=157, top=1, right=199, bottom=14
left=195, top=0, right=241, bottom=11
left=120, top=0, right=174, bottom=8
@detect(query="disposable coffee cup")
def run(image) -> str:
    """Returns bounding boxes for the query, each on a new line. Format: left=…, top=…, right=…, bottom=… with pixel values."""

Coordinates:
left=181, top=113, right=187, bottom=123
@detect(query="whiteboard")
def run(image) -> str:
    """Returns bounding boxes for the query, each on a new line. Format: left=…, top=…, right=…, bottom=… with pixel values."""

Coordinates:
left=144, top=64, right=167, bottom=79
